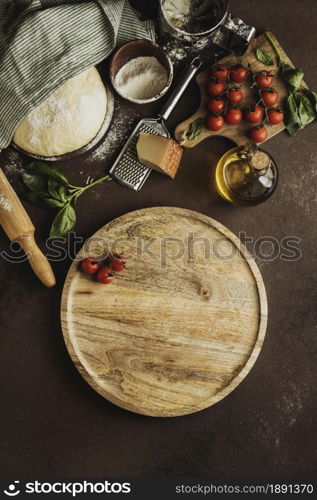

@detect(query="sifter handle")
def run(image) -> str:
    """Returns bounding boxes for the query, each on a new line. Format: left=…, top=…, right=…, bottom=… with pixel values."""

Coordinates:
left=158, top=57, right=202, bottom=122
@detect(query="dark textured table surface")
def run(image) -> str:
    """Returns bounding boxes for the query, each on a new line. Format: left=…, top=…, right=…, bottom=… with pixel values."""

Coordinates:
left=1, top=0, right=316, bottom=478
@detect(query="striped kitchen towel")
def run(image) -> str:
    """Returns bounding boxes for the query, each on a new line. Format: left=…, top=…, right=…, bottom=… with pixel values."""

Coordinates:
left=0, top=0, right=156, bottom=151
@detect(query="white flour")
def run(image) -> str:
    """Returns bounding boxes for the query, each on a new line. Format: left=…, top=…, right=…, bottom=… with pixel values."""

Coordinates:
left=26, top=91, right=102, bottom=148
left=115, top=56, right=168, bottom=101
left=85, top=112, right=136, bottom=164
left=0, top=190, right=12, bottom=212
left=2, top=148, right=24, bottom=175
left=163, top=0, right=191, bottom=29
left=163, top=39, right=188, bottom=62
left=162, top=0, right=220, bottom=34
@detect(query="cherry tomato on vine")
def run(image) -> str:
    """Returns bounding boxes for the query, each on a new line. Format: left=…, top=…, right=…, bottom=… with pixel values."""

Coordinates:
left=244, top=105, right=264, bottom=124
left=255, top=72, right=274, bottom=88
left=109, top=253, right=126, bottom=272
left=224, top=107, right=243, bottom=125
left=206, top=114, right=225, bottom=131
left=207, top=98, right=226, bottom=114
left=228, top=88, right=243, bottom=105
left=210, top=63, right=228, bottom=82
left=97, top=267, right=114, bottom=284
left=261, top=88, right=279, bottom=106
left=268, top=108, right=284, bottom=125
left=250, top=126, right=268, bottom=143
left=80, top=257, right=100, bottom=275
left=230, top=65, right=249, bottom=84
left=207, top=81, right=226, bottom=97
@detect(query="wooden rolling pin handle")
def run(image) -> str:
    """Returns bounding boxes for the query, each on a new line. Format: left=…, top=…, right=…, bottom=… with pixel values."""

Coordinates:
left=16, top=232, right=56, bottom=288
left=0, top=169, right=55, bottom=287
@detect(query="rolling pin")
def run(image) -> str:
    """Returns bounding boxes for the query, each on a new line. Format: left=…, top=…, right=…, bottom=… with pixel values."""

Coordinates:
left=0, top=169, right=56, bottom=287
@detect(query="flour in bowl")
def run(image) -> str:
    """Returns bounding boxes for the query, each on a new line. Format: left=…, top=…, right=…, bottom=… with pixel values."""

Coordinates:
left=114, top=56, right=169, bottom=101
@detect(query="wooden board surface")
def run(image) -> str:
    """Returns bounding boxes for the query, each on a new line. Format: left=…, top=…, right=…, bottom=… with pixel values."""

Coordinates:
left=61, top=207, right=268, bottom=417
left=175, top=32, right=305, bottom=148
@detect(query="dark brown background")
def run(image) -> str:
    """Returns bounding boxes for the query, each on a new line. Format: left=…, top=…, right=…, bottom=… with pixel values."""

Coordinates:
left=0, top=0, right=316, bottom=478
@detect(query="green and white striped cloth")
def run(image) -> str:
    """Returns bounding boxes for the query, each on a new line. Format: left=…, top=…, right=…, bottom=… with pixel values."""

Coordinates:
left=0, top=0, right=156, bottom=151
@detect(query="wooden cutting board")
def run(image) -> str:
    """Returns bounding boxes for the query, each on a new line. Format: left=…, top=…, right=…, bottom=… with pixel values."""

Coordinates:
left=175, top=32, right=305, bottom=148
left=61, top=207, right=267, bottom=417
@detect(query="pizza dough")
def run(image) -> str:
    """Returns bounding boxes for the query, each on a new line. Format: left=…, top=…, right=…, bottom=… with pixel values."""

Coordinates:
left=13, top=67, right=108, bottom=157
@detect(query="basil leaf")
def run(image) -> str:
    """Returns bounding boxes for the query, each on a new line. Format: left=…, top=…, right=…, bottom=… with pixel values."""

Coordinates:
left=296, top=94, right=316, bottom=127
left=280, top=61, right=292, bottom=73
left=280, top=64, right=304, bottom=92
left=285, top=94, right=302, bottom=136
left=48, top=178, right=68, bottom=202
left=22, top=173, right=47, bottom=193
left=25, top=161, right=69, bottom=186
left=22, top=191, right=40, bottom=204
left=288, top=69, right=304, bottom=93
left=187, top=117, right=204, bottom=141
left=22, top=191, right=65, bottom=208
left=256, top=49, right=273, bottom=66
left=41, top=198, right=66, bottom=209
left=50, top=203, right=76, bottom=238
left=302, top=88, right=317, bottom=114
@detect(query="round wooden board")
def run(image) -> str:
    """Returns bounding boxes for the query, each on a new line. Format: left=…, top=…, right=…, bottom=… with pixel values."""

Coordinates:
left=61, top=207, right=268, bottom=417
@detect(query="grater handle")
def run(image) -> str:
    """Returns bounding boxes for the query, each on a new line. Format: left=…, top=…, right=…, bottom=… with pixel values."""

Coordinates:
left=158, top=57, right=202, bottom=122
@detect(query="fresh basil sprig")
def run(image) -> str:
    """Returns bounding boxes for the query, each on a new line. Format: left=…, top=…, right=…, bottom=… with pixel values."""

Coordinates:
left=22, top=161, right=111, bottom=238
left=187, top=117, right=204, bottom=141
left=266, top=32, right=317, bottom=136
left=256, top=49, right=274, bottom=66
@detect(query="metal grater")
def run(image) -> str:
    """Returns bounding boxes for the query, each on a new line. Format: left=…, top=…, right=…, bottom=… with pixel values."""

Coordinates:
left=110, top=57, right=202, bottom=191
left=109, top=119, right=169, bottom=191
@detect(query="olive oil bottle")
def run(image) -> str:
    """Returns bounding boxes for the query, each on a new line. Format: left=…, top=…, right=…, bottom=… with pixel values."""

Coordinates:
left=214, top=143, right=278, bottom=206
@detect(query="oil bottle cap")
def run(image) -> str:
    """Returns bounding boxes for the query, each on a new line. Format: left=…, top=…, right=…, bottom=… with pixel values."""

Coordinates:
left=249, top=151, right=271, bottom=171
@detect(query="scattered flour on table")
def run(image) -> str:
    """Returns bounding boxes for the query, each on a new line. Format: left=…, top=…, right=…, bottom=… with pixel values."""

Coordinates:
left=2, top=148, right=24, bottom=175
left=279, top=149, right=317, bottom=216
left=0, top=190, right=12, bottom=211
left=275, top=380, right=310, bottom=427
left=162, top=39, right=188, bottom=62
left=85, top=113, right=136, bottom=164
left=115, top=56, right=168, bottom=100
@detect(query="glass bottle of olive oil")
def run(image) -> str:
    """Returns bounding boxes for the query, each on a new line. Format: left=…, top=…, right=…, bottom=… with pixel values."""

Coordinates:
left=214, top=143, right=278, bottom=206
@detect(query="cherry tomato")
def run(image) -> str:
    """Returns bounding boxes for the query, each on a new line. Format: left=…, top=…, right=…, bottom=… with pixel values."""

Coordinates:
left=261, top=88, right=279, bottom=106
left=206, top=114, right=225, bottom=131
left=210, top=63, right=228, bottom=81
left=109, top=253, right=126, bottom=272
left=230, top=65, right=249, bottom=84
left=80, top=257, right=100, bottom=275
left=268, top=108, right=284, bottom=125
left=224, top=107, right=243, bottom=125
left=250, top=126, right=268, bottom=143
left=244, top=105, right=264, bottom=124
left=207, top=81, right=226, bottom=97
left=97, top=267, right=114, bottom=284
left=207, top=98, right=226, bottom=114
left=228, top=88, right=243, bottom=105
left=255, top=72, right=274, bottom=88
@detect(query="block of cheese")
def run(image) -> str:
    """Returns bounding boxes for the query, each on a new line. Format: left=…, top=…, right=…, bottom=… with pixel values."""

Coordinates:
left=136, top=133, right=183, bottom=179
